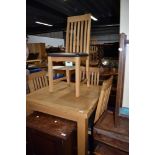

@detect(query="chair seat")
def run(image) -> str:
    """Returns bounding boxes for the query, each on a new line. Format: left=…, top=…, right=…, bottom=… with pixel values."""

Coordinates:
left=48, top=52, right=89, bottom=57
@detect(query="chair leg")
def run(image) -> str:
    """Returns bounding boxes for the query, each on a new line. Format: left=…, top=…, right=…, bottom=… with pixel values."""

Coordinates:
left=66, top=69, right=70, bottom=85
left=86, top=57, right=90, bottom=87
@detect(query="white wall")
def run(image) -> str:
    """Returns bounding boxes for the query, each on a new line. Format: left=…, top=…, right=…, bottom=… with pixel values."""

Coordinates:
left=27, top=35, right=64, bottom=47
left=122, top=45, right=129, bottom=108
left=120, top=0, right=129, bottom=39
left=120, top=0, right=129, bottom=108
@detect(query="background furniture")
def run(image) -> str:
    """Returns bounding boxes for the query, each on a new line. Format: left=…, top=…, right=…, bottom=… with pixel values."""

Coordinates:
left=27, top=43, right=46, bottom=61
left=115, top=33, right=129, bottom=126
left=27, top=71, right=48, bottom=93
left=80, top=66, right=100, bottom=86
left=91, top=34, right=129, bottom=154
left=89, top=39, right=98, bottom=64
left=27, top=111, right=77, bottom=155
left=94, top=143, right=128, bottom=155
left=27, top=43, right=47, bottom=73
left=26, top=59, right=41, bottom=63
left=26, top=43, right=47, bottom=72
left=93, top=111, right=129, bottom=155
left=48, top=13, right=91, bottom=97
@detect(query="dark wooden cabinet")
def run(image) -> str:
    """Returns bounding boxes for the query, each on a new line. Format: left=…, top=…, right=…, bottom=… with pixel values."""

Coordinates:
left=27, top=43, right=46, bottom=60
left=26, top=112, right=77, bottom=155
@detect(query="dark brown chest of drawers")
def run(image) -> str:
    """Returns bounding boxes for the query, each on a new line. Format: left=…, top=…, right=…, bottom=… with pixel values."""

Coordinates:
left=26, top=112, right=77, bottom=155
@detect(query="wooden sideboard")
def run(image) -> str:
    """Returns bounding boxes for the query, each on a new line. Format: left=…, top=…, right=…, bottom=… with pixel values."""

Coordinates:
left=27, top=43, right=47, bottom=60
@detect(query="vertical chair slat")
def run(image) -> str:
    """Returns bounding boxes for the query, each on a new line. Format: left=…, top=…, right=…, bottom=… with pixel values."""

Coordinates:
left=41, top=76, right=46, bottom=86
left=80, top=21, right=84, bottom=52
left=36, top=77, right=40, bottom=89
left=73, top=22, right=77, bottom=52
left=86, top=19, right=91, bottom=53
left=33, top=79, right=38, bottom=90
left=84, top=20, right=88, bottom=52
left=94, top=73, right=97, bottom=85
left=38, top=77, right=43, bottom=88
left=65, top=22, right=70, bottom=52
left=69, top=22, right=73, bottom=52
left=77, top=21, right=80, bottom=53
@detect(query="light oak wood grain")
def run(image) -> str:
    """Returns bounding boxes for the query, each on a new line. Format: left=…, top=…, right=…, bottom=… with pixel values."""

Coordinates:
left=80, top=66, right=100, bottom=86
left=48, top=14, right=91, bottom=98
left=27, top=82, right=100, bottom=155
left=28, top=71, right=48, bottom=93
left=94, top=76, right=113, bottom=123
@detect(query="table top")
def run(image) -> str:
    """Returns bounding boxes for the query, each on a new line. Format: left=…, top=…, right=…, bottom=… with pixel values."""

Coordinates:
left=27, top=82, right=100, bottom=119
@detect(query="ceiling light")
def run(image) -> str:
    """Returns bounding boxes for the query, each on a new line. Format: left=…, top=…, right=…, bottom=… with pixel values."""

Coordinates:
left=35, top=21, right=53, bottom=27
left=104, top=24, right=120, bottom=27
left=91, top=15, right=98, bottom=21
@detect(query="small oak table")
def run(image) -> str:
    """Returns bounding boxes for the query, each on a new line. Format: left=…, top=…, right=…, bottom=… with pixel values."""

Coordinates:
left=27, top=82, right=100, bottom=155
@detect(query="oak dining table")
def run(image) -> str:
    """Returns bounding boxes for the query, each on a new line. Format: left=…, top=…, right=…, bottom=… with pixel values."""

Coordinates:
left=26, top=81, right=100, bottom=155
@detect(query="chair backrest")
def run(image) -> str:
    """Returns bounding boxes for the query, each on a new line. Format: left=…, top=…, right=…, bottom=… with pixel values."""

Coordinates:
left=90, top=39, right=98, bottom=62
left=80, top=66, right=100, bottom=85
left=94, top=76, right=113, bottom=123
left=65, top=13, right=91, bottom=54
left=28, top=71, right=48, bottom=93
left=90, top=39, right=98, bottom=54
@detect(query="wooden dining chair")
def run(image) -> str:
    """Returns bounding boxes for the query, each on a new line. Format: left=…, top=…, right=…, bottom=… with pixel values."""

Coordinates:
left=90, top=39, right=98, bottom=65
left=87, top=76, right=113, bottom=132
left=94, top=76, right=113, bottom=123
left=27, top=71, right=48, bottom=93
left=88, top=76, right=113, bottom=131
left=87, top=76, right=113, bottom=152
left=48, top=14, right=91, bottom=97
left=80, top=66, right=100, bottom=86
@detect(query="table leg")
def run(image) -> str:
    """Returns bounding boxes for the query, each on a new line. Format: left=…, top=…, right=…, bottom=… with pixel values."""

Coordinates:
left=48, top=57, right=53, bottom=92
left=26, top=102, right=34, bottom=116
left=77, top=118, right=88, bottom=155
left=75, top=57, right=80, bottom=97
